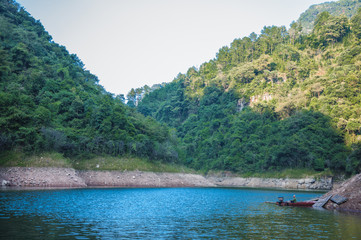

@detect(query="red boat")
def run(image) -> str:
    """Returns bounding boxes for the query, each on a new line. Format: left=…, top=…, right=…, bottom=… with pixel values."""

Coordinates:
left=265, top=197, right=316, bottom=207
left=276, top=201, right=315, bottom=207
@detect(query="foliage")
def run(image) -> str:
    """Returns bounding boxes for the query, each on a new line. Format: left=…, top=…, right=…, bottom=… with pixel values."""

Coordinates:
left=0, top=0, right=180, bottom=164
left=72, top=155, right=195, bottom=173
left=2, top=0, right=361, bottom=175
left=240, top=168, right=333, bottom=179
left=0, top=151, right=72, bottom=168
left=297, top=0, right=361, bottom=34
left=138, top=1, right=361, bottom=175
left=0, top=150, right=193, bottom=172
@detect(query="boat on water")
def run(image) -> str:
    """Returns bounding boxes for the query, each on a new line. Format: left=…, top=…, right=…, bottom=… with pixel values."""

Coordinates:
left=276, top=201, right=315, bottom=207
left=266, top=196, right=316, bottom=207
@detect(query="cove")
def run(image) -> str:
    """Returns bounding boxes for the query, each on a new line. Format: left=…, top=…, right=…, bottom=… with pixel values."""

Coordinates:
left=1, top=188, right=361, bottom=239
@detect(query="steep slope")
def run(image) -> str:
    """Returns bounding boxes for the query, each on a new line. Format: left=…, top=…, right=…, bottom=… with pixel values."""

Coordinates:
left=138, top=1, right=361, bottom=174
left=0, top=0, right=180, bottom=163
left=298, top=0, right=361, bottom=33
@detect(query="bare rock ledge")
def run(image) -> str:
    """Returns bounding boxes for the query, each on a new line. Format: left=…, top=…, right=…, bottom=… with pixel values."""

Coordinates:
left=0, top=167, right=332, bottom=190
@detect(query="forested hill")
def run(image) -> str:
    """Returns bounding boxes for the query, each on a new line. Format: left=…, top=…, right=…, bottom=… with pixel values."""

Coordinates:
left=298, top=0, right=361, bottom=33
left=138, top=0, right=361, bottom=175
left=0, top=0, right=180, bottom=163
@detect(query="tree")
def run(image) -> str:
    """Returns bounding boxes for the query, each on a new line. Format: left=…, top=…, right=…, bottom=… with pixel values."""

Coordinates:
left=289, top=21, right=303, bottom=45
left=259, top=26, right=288, bottom=55
left=249, top=32, right=258, bottom=61
left=115, top=94, right=125, bottom=104
left=126, top=88, right=136, bottom=107
left=351, top=8, right=361, bottom=40
left=313, top=12, right=349, bottom=48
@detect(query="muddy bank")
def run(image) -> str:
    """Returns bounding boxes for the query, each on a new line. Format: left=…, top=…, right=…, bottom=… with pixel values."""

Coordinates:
left=0, top=167, right=332, bottom=190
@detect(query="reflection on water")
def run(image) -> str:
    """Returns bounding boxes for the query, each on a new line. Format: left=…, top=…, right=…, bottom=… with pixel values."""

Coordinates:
left=1, top=188, right=361, bottom=239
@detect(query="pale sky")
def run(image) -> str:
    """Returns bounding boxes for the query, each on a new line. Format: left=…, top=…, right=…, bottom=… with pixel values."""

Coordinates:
left=17, top=0, right=335, bottom=96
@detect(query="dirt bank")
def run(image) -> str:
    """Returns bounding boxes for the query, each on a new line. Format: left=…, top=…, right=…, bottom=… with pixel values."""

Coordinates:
left=0, top=167, right=215, bottom=188
left=0, top=167, right=332, bottom=190
left=0, top=167, right=87, bottom=188
left=77, top=170, right=215, bottom=188
left=321, top=173, right=361, bottom=213
left=208, top=175, right=332, bottom=190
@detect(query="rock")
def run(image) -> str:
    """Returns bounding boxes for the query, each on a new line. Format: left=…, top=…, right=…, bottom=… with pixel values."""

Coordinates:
left=1, top=180, right=10, bottom=186
left=305, top=178, right=315, bottom=184
left=322, top=173, right=361, bottom=212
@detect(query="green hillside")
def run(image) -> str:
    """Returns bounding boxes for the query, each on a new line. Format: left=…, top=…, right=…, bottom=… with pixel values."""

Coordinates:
left=298, top=0, right=361, bottom=33
left=138, top=1, right=361, bottom=175
left=0, top=0, right=180, bottom=164
left=1, top=0, right=360, bottom=176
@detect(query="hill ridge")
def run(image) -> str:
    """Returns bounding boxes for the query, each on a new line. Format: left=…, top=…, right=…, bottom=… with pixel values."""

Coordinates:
left=137, top=0, right=361, bottom=175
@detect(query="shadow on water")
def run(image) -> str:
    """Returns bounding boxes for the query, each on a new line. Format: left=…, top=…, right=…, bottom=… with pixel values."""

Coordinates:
left=1, top=188, right=361, bottom=239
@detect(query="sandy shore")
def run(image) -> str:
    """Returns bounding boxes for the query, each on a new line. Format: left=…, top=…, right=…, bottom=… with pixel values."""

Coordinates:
left=0, top=167, right=332, bottom=190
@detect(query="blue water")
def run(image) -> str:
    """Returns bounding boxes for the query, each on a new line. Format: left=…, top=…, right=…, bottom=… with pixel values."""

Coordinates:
left=1, top=187, right=361, bottom=239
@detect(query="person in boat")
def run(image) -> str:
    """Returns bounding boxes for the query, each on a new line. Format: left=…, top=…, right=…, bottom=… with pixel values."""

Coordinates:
left=277, top=196, right=284, bottom=205
left=290, top=195, right=297, bottom=203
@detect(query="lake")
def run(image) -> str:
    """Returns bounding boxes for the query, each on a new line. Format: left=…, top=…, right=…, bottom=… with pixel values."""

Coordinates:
left=1, top=187, right=361, bottom=239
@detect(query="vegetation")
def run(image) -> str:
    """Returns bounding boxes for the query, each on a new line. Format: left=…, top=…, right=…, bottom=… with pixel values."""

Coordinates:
left=0, top=151, right=72, bottom=168
left=0, top=0, right=180, bottom=165
left=1, top=0, right=360, bottom=177
left=73, top=156, right=194, bottom=173
left=0, top=150, right=192, bottom=172
left=298, top=0, right=361, bottom=33
left=138, top=1, right=361, bottom=175
left=239, top=168, right=333, bottom=179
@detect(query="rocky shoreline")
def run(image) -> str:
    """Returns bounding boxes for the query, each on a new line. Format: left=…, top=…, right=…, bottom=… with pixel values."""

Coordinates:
left=321, top=173, right=361, bottom=212
left=0, top=167, right=332, bottom=190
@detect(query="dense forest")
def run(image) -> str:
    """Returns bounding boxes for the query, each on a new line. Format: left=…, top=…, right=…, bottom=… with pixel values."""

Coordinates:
left=298, top=0, right=361, bottom=33
left=0, top=0, right=180, bottom=163
left=137, top=0, right=361, bottom=174
left=1, top=0, right=361, bottom=175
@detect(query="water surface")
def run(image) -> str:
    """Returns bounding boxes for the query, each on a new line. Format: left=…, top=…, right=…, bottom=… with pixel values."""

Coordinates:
left=1, top=188, right=361, bottom=239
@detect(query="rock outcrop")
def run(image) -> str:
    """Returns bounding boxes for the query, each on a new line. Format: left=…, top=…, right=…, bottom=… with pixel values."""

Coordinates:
left=321, top=173, right=361, bottom=212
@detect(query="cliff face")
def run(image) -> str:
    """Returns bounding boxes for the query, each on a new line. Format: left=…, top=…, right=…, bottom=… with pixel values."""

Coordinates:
left=0, top=167, right=333, bottom=190
left=322, top=173, right=361, bottom=212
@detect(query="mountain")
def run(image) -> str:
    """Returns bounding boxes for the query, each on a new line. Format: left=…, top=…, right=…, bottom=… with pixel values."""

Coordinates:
left=0, top=0, right=180, bottom=163
left=138, top=0, right=361, bottom=174
left=1, top=0, right=360, bottom=175
left=298, top=0, right=361, bottom=33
